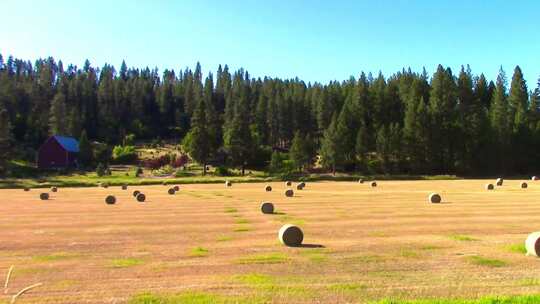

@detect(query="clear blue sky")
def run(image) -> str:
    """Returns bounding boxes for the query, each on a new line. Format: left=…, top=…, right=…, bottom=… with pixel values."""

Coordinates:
left=2, top=0, right=540, bottom=87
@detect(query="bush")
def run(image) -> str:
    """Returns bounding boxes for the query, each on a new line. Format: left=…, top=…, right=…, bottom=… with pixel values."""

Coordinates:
left=135, top=167, right=143, bottom=177
left=96, top=163, right=106, bottom=177
left=175, top=169, right=194, bottom=177
left=172, top=154, right=189, bottom=168
left=215, top=166, right=232, bottom=176
left=269, top=151, right=287, bottom=173
left=124, top=134, right=135, bottom=146
left=153, top=165, right=175, bottom=176
left=94, top=143, right=111, bottom=164
left=112, top=145, right=138, bottom=164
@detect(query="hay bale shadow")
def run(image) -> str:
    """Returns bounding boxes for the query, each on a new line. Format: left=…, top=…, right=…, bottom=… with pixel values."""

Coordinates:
left=297, top=244, right=325, bottom=248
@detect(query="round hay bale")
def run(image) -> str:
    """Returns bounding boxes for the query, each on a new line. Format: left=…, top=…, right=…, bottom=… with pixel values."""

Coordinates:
left=296, top=184, right=304, bottom=190
left=278, top=224, right=304, bottom=247
left=168, top=188, right=175, bottom=195
left=133, top=190, right=140, bottom=197
left=105, top=195, right=116, bottom=205
left=260, top=202, right=274, bottom=214
left=532, top=176, right=539, bottom=181
left=299, top=182, right=306, bottom=188
left=358, top=179, right=364, bottom=184
left=496, top=178, right=503, bottom=186
left=286, top=181, right=292, bottom=186
left=285, top=189, right=294, bottom=197
left=50, top=187, right=57, bottom=192
left=39, top=193, right=49, bottom=200
left=429, top=193, right=442, bottom=204
left=136, top=193, right=146, bottom=202
left=225, top=181, right=232, bottom=187
left=485, top=183, right=494, bottom=190
left=265, top=185, right=272, bottom=192
left=526, top=232, right=540, bottom=256
left=122, top=185, right=128, bottom=190
left=23, top=188, right=30, bottom=192
left=521, top=182, right=528, bottom=189
left=173, top=185, right=180, bottom=192
left=371, top=181, right=377, bottom=187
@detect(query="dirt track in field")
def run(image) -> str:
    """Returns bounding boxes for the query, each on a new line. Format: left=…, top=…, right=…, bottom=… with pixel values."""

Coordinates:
left=2, top=180, right=540, bottom=303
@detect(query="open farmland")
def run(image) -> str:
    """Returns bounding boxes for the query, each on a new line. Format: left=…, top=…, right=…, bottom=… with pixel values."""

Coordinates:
left=1, top=180, right=540, bottom=303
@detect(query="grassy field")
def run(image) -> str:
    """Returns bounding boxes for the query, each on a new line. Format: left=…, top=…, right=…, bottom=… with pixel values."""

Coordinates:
left=0, top=161, right=459, bottom=189
left=1, top=179, right=540, bottom=303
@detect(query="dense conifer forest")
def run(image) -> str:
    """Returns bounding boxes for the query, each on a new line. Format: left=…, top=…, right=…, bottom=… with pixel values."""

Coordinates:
left=1, top=54, right=540, bottom=176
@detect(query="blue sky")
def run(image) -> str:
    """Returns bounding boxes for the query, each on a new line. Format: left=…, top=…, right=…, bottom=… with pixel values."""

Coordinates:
left=2, top=0, right=539, bottom=87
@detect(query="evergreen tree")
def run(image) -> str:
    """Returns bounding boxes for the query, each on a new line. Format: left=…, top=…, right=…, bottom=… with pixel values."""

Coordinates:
left=509, top=66, right=529, bottom=130
left=289, top=131, right=313, bottom=171
left=355, top=124, right=369, bottom=170
left=78, top=130, right=93, bottom=167
left=403, top=79, right=430, bottom=173
left=0, top=105, right=11, bottom=175
left=223, top=71, right=253, bottom=175
left=183, top=97, right=210, bottom=175
left=489, top=67, right=511, bottom=173
left=49, top=92, right=68, bottom=135
left=508, top=66, right=530, bottom=173
left=319, top=115, right=341, bottom=175
left=428, top=65, right=457, bottom=173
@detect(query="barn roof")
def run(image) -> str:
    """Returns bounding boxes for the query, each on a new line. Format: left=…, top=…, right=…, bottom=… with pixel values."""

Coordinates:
left=53, top=135, right=80, bottom=152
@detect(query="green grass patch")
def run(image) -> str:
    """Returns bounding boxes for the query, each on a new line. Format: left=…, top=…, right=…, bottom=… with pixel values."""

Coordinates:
left=237, top=253, right=288, bottom=264
left=234, top=273, right=274, bottom=286
left=344, top=254, right=386, bottom=263
left=420, top=245, right=444, bottom=251
left=110, top=257, right=144, bottom=268
left=517, top=278, right=540, bottom=286
left=399, top=249, right=420, bottom=258
left=128, top=291, right=263, bottom=304
left=299, top=248, right=329, bottom=263
left=327, top=282, right=366, bottom=292
left=189, top=247, right=209, bottom=257
left=224, top=207, right=237, bottom=213
left=32, top=252, right=79, bottom=262
left=233, top=225, right=251, bottom=232
left=506, top=243, right=527, bottom=254
left=449, top=234, right=478, bottom=242
left=368, top=231, right=388, bottom=237
left=217, top=235, right=232, bottom=242
left=373, top=294, right=540, bottom=304
left=274, top=215, right=305, bottom=226
left=235, top=218, right=250, bottom=224
left=466, top=256, right=507, bottom=268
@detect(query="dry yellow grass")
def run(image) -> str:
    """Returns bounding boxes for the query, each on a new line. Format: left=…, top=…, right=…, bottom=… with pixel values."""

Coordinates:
left=1, top=179, right=540, bottom=303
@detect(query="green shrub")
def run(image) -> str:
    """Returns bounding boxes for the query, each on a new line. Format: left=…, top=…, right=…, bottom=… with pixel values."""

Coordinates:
left=153, top=165, right=174, bottom=176
left=215, top=166, right=232, bottom=176
left=96, top=163, right=106, bottom=177
left=269, top=151, right=286, bottom=173
left=135, top=167, right=143, bottom=177
left=112, top=145, right=138, bottom=164
left=175, top=169, right=194, bottom=177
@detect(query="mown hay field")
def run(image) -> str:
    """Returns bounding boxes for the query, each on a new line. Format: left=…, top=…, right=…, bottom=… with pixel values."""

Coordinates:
left=1, top=180, right=540, bottom=303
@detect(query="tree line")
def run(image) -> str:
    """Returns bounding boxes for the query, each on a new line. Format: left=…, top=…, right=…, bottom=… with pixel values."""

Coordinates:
left=1, top=53, right=540, bottom=176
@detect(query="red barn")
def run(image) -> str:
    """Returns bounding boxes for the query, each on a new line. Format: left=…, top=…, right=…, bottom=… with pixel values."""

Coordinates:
left=37, top=135, right=80, bottom=169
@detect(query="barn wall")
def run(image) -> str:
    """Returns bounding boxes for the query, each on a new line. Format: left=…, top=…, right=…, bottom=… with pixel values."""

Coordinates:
left=38, top=138, right=70, bottom=169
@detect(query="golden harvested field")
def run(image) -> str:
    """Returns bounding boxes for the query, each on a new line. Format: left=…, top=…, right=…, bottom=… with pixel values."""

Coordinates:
left=1, top=180, right=540, bottom=303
